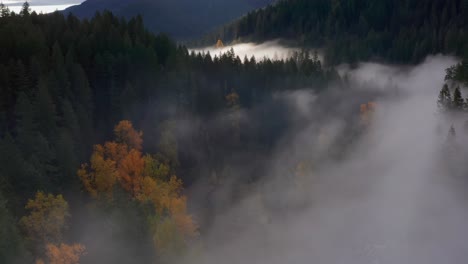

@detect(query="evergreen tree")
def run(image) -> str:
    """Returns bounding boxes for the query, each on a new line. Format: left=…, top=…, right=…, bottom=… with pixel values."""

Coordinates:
left=437, top=84, right=452, bottom=111
left=15, top=93, right=37, bottom=159
left=0, top=191, right=31, bottom=263
left=204, top=0, right=468, bottom=64
left=0, top=3, right=10, bottom=17
left=20, top=1, right=30, bottom=16
left=34, top=77, right=57, bottom=139
left=453, top=87, right=465, bottom=110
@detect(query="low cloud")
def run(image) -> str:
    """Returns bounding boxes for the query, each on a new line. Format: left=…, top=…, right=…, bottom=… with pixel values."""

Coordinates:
left=190, top=40, right=303, bottom=61
left=181, top=54, right=468, bottom=264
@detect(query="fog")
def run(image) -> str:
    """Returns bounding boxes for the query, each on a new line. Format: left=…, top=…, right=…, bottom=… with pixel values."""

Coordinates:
left=181, top=55, right=468, bottom=264
left=190, top=40, right=303, bottom=61
left=3, top=0, right=78, bottom=13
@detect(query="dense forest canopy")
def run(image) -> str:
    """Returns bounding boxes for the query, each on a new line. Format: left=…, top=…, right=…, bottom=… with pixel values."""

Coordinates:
left=0, top=4, right=341, bottom=263
left=1, top=1, right=468, bottom=263
left=200, top=0, right=468, bottom=64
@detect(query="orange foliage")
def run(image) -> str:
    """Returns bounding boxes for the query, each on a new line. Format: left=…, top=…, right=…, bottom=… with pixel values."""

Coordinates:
left=169, top=196, right=198, bottom=238
left=78, top=121, right=144, bottom=200
left=118, top=149, right=145, bottom=195
left=215, top=39, right=224, bottom=48
left=360, top=102, right=377, bottom=124
left=77, top=150, right=117, bottom=200
left=78, top=120, right=198, bottom=248
left=101, top=142, right=129, bottom=163
left=44, top=243, right=86, bottom=264
left=114, top=120, right=143, bottom=150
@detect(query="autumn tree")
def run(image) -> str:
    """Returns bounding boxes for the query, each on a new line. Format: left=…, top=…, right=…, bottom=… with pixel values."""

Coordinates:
left=215, top=39, right=224, bottom=49
left=20, top=192, right=70, bottom=251
left=78, top=121, right=144, bottom=199
left=77, top=146, right=118, bottom=200
left=78, top=120, right=197, bottom=258
left=360, top=102, right=377, bottom=125
left=42, top=243, right=86, bottom=264
left=114, top=120, right=143, bottom=150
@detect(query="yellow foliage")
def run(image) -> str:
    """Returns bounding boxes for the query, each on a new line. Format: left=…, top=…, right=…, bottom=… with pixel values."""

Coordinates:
left=77, top=151, right=117, bottom=200
left=143, top=154, right=170, bottom=180
left=20, top=192, right=70, bottom=245
left=45, top=243, right=86, bottom=264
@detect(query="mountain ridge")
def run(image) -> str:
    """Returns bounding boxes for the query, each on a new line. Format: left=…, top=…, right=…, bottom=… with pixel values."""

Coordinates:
left=202, top=0, right=468, bottom=64
left=64, top=0, right=276, bottom=40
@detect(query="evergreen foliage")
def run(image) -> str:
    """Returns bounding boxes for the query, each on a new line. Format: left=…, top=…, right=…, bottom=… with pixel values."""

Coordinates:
left=201, top=0, right=468, bottom=64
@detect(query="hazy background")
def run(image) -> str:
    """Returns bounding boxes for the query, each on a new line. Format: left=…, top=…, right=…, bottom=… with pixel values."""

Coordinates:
left=2, top=0, right=80, bottom=13
left=179, top=54, right=468, bottom=264
left=190, top=40, right=305, bottom=61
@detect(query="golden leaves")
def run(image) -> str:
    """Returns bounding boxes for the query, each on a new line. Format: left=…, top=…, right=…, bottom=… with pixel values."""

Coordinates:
left=114, top=120, right=143, bottom=150
left=20, top=192, right=70, bottom=245
left=215, top=39, right=224, bottom=49
left=78, top=120, right=198, bottom=256
left=77, top=152, right=117, bottom=200
left=43, top=243, right=86, bottom=264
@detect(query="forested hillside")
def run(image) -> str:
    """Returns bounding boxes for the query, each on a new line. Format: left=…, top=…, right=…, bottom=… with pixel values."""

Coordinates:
left=201, top=0, right=468, bottom=64
left=64, top=0, right=276, bottom=40
left=3, top=1, right=468, bottom=263
left=0, top=5, right=339, bottom=263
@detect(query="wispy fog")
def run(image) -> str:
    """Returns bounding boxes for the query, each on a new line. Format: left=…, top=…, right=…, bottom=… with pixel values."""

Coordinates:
left=2, top=0, right=78, bottom=13
left=190, top=40, right=301, bottom=61
left=182, top=55, right=468, bottom=264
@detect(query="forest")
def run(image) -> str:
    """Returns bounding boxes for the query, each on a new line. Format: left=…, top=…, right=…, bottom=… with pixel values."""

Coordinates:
left=2, top=1, right=468, bottom=264
left=199, top=0, right=468, bottom=64
left=0, top=4, right=340, bottom=263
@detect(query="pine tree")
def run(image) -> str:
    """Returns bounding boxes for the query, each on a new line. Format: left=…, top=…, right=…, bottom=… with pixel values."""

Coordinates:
left=0, top=133, right=35, bottom=198
left=0, top=191, right=31, bottom=263
left=0, top=3, right=10, bottom=17
left=453, top=87, right=465, bottom=110
left=15, top=92, right=37, bottom=158
left=20, top=2, right=30, bottom=16
left=34, top=77, right=57, bottom=139
left=437, top=84, right=452, bottom=110
left=447, top=125, right=456, bottom=142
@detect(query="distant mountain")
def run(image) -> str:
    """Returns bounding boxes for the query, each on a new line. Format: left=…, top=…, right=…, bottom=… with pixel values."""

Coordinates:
left=64, top=0, right=275, bottom=40
left=205, top=0, right=468, bottom=64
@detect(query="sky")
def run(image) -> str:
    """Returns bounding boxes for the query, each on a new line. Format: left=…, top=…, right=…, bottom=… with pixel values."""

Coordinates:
left=2, top=0, right=82, bottom=13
